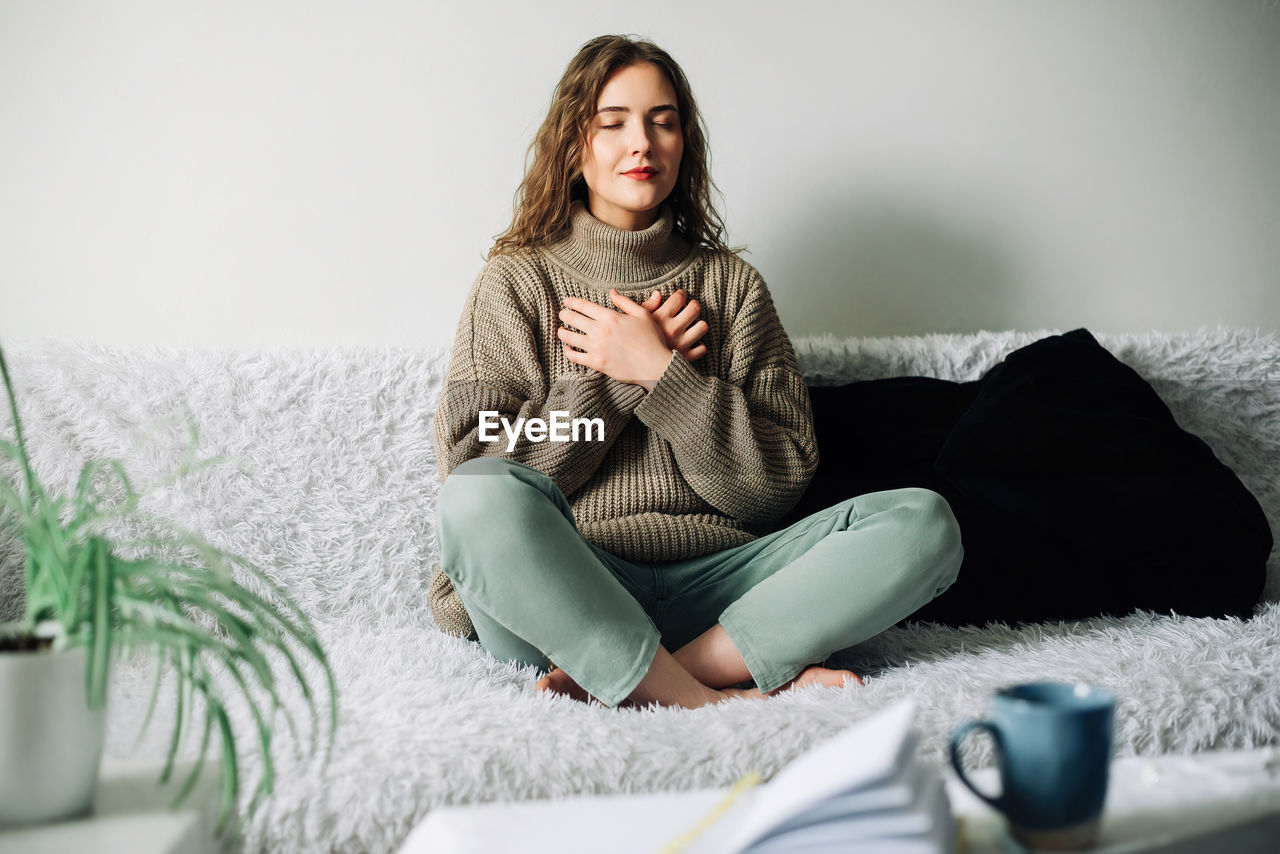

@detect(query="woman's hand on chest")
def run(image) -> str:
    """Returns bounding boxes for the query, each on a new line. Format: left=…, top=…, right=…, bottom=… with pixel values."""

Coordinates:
left=639, top=288, right=708, bottom=363
left=558, top=289, right=702, bottom=390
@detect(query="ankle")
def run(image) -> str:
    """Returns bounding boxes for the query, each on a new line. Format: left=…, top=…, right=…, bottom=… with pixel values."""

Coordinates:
left=707, top=688, right=732, bottom=706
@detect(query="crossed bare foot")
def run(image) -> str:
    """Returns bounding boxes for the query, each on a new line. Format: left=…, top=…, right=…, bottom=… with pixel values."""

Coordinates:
left=534, top=663, right=863, bottom=708
left=534, top=666, right=606, bottom=706
left=534, top=665, right=651, bottom=708
left=729, top=664, right=865, bottom=701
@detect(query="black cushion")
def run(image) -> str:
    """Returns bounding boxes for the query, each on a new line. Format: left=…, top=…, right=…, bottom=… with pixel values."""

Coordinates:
left=784, top=329, right=1271, bottom=626
left=781, top=377, right=976, bottom=518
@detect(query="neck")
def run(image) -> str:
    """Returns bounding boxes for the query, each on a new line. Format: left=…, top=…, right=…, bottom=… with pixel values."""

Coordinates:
left=543, top=200, right=695, bottom=289
left=585, top=193, right=660, bottom=231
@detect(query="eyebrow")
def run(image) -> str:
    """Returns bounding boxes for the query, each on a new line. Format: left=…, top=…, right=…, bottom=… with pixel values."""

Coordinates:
left=596, top=104, right=679, bottom=115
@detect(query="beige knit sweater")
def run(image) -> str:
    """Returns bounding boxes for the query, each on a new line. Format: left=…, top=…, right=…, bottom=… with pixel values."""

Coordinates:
left=429, top=200, right=817, bottom=639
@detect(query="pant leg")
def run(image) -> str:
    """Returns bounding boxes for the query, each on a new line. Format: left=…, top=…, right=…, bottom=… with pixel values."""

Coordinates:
left=662, top=488, right=963, bottom=694
left=436, top=456, right=661, bottom=708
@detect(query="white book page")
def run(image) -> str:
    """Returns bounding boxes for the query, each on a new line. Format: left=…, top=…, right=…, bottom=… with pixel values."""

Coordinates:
left=400, top=789, right=732, bottom=854
left=745, top=772, right=949, bottom=850
left=398, top=700, right=929, bottom=854
left=763, top=741, right=925, bottom=835
left=718, top=699, right=918, bottom=853
left=745, top=836, right=944, bottom=854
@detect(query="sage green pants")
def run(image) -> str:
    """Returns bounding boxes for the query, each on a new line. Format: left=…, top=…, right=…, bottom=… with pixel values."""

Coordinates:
left=438, top=457, right=962, bottom=708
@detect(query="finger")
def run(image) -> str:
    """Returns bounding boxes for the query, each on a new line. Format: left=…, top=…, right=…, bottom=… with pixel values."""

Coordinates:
left=672, top=298, right=700, bottom=327
left=556, top=326, right=591, bottom=350
left=561, top=298, right=613, bottom=322
left=640, top=290, right=662, bottom=311
left=558, top=313, right=592, bottom=334
left=675, top=319, right=708, bottom=347
left=682, top=343, right=707, bottom=362
left=654, top=289, right=687, bottom=319
left=674, top=321, right=707, bottom=350
left=562, top=344, right=597, bottom=370
left=607, top=288, right=648, bottom=318
left=560, top=306, right=604, bottom=332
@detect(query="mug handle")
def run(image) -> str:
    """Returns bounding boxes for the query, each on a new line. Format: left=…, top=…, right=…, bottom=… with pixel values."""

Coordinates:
left=949, top=720, right=1005, bottom=811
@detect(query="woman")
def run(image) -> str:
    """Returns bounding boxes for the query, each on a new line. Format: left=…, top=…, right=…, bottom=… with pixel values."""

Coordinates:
left=430, top=34, right=963, bottom=709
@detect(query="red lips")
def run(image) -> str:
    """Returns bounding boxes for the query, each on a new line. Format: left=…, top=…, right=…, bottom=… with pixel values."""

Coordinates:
left=624, top=167, right=656, bottom=174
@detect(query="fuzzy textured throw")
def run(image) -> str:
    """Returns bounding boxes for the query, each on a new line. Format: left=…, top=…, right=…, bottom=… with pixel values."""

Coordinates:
left=0, top=328, right=1276, bottom=854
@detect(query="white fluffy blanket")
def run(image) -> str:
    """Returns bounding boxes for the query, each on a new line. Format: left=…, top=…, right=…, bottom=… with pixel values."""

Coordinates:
left=1, top=328, right=1277, bottom=854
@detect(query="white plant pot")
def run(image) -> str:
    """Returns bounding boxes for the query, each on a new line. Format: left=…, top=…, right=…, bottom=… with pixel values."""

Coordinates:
left=0, top=633, right=107, bottom=827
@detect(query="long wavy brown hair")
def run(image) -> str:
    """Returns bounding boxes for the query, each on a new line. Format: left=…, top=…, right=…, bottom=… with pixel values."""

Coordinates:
left=488, top=35, right=739, bottom=258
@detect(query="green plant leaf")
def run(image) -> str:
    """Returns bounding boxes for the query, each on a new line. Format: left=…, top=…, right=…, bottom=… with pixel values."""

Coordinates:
left=131, top=641, right=170, bottom=754
left=172, top=669, right=214, bottom=805
left=63, top=539, right=93, bottom=631
left=70, top=458, right=138, bottom=534
left=121, top=562, right=318, bottom=745
left=209, top=693, right=239, bottom=834
left=86, top=537, right=113, bottom=709
left=1, top=341, right=339, bottom=834
left=0, top=346, right=37, bottom=502
left=214, top=652, right=276, bottom=820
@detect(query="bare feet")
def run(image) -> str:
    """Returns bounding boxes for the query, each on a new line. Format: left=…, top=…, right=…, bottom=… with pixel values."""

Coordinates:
left=721, top=665, right=864, bottom=701
left=773, top=664, right=864, bottom=693
left=535, top=665, right=644, bottom=708
left=535, top=662, right=861, bottom=707
left=535, top=665, right=598, bottom=704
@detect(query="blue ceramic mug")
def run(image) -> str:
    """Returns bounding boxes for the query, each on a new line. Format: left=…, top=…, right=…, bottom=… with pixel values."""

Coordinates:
left=950, top=682, right=1116, bottom=850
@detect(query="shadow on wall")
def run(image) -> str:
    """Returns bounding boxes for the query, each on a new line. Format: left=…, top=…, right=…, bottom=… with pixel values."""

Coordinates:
left=768, top=188, right=1027, bottom=337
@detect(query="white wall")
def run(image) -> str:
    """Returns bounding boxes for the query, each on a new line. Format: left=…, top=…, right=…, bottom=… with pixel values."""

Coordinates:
left=2, top=0, right=1277, bottom=348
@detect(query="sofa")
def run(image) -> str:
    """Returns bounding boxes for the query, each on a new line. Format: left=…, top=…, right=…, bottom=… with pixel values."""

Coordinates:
left=1, top=327, right=1276, bottom=853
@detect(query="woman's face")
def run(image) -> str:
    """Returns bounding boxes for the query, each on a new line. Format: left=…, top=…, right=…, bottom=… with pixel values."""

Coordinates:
left=580, top=62, right=683, bottom=231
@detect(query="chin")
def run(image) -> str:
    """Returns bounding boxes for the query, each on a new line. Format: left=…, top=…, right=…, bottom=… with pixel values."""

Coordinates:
left=620, top=192, right=668, bottom=212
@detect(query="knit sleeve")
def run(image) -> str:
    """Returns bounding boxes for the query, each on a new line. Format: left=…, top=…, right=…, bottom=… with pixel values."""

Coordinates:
left=632, top=270, right=817, bottom=525
left=433, top=259, right=647, bottom=495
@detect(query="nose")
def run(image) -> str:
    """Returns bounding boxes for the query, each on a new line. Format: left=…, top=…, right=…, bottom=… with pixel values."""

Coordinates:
left=628, top=119, right=653, bottom=156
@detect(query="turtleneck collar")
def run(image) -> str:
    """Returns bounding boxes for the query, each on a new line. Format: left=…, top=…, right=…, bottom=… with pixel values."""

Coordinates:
left=542, top=200, right=697, bottom=290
